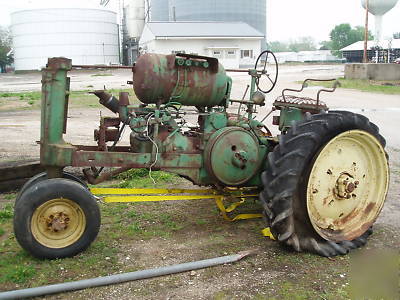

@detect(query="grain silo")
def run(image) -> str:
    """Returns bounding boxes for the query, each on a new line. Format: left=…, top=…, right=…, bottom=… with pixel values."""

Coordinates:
left=150, top=0, right=267, bottom=48
left=123, top=0, right=146, bottom=65
left=150, top=0, right=170, bottom=21
left=11, top=8, right=120, bottom=71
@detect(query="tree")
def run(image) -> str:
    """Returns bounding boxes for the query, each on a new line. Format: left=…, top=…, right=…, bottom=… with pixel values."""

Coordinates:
left=394, top=32, right=400, bottom=39
left=288, top=36, right=317, bottom=52
left=268, top=37, right=317, bottom=53
left=268, top=41, right=289, bottom=52
left=329, top=23, right=373, bottom=51
left=319, top=40, right=333, bottom=50
left=0, top=26, right=13, bottom=73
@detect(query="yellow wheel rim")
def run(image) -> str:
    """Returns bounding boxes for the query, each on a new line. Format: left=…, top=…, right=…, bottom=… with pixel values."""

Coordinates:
left=306, top=130, right=389, bottom=242
left=31, top=198, right=86, bottom=248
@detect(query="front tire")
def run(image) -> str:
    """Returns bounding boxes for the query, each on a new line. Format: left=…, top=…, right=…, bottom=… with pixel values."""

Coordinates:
left=15, top=171, right=88, bottom=204
left=14, top=179, right=100, bottom=259
left=260, top=111, right=389, bottom=257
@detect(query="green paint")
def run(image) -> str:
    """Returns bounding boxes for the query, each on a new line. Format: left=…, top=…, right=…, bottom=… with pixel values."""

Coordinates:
left=204, top=112, right=228, bottom=134
left=40, top=58, right=73, bottom=167
left=37, top=55, right=320, bottom=190
left=279, top=107, right=304, bottom=132
left=206, top=127, right=261, bottom=186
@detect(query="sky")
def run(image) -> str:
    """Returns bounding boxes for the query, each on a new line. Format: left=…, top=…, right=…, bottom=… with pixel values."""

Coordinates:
left=0, top=0, right=399, bottom=43
left=267, top=0, right=399, bottom=42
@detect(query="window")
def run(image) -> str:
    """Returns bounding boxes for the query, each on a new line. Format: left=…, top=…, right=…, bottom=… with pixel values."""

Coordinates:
left=212, top=50, right=222, bottom=58
left=171, top=50, right=186, bottom=54
left=241, top=50, right=253, bottom=58
left=226, top=50, right=236, bottom=58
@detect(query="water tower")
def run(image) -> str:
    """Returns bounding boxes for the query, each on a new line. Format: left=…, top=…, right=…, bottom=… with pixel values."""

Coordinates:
left=361, top=0, right=399, bottom=44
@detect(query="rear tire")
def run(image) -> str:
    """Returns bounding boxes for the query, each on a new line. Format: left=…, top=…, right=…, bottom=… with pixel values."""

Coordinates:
left=260, top=111, right=389, bottom=257
left=14, top=178, right=100, bottom=259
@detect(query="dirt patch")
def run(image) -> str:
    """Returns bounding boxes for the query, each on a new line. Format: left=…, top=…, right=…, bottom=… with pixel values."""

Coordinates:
left=0, top=99, right=32, bottom=111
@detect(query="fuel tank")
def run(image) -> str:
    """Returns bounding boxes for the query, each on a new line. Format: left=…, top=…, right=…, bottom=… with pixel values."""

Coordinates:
left=133, top=53, right=232, bottom=107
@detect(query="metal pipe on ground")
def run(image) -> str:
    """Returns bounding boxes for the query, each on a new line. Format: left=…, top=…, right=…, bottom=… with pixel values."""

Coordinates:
left=0, top=251, right=255, bottom=300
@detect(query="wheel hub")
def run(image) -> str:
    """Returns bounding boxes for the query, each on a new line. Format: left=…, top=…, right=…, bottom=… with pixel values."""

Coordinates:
left=306, top=130, right=389, bottom=242
left=31, top=198, right=86, bottom=248
left=334, top=173, right=359, bottom=199
left=46, top=212, right=70, bottom=232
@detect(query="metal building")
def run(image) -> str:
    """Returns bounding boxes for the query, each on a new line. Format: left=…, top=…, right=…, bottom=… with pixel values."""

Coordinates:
left=150, top=0, right=267, bottom=48
left=150, top=0, right=170, bottom=21
left=11, top=8, right=120, bottom=71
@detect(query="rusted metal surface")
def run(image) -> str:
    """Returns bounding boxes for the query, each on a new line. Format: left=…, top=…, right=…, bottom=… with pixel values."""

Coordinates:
left=279, top=78, right=339, bottom=110
left=225, top=69, right=250, bottom=73
left=133, top=53, right=231, bottom=107
left=274, top=95, right=328, bottom=111
left=71, top=150, right=202, bottom=169
left=94, top=117, right=121, bottom=151
left=118, top=92, right=130, bottom=106
left=92, top=90, right=120, bottom=114
left=83, top=167, right=132, bottom=184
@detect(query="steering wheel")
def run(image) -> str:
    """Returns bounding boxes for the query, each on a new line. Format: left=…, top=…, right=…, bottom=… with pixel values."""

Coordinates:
left=254, top=50, right=279, bottom=94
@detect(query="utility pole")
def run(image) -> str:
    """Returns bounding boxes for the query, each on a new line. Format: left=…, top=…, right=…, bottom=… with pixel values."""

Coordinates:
left=363, top=0, right=369, bottom=63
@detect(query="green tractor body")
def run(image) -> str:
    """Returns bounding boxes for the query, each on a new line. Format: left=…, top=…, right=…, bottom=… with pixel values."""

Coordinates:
left=14, top=53, right=389, bottom=259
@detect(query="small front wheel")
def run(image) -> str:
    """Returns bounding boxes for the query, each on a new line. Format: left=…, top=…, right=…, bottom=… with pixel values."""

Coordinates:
left=15, top=171, right=88, bottom=204
left=14, top=178, right=100, bottom=259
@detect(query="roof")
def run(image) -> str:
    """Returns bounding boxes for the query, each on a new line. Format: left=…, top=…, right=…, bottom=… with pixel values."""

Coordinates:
left=145, top=22, right=264, bottom=38
left=341, top=39, right=400, bottom=51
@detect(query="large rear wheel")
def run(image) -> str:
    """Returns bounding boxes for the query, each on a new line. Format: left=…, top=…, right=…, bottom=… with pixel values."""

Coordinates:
left=14, top=179, right=100, bottom=259
left=260, top=111, right=389, bottom=257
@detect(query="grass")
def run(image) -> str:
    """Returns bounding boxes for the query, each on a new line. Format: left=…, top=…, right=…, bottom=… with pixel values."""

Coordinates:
left=115, top=168, right=180, bottom=188
left=304, top=77, right=400, bottom=95
left=3, top=193, right=16, bottom=201
left=0, top=170, right=183, bottom=287
left=0, top=204, right=13, bottom=223
left=0, top=88, right=137, bottom=111
left=0, top=165, right=396, bottom=297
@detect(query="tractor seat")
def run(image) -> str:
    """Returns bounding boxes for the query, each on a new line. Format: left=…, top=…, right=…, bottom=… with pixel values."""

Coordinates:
left=273, top=95, right=328, bottom=112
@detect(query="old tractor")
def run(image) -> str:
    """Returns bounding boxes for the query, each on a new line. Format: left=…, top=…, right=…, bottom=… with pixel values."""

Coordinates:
left=13, top=52, right=389, bottom=259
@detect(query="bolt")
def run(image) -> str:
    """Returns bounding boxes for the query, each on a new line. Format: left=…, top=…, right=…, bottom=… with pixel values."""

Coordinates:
left=346, top=182, right=356, bottom=193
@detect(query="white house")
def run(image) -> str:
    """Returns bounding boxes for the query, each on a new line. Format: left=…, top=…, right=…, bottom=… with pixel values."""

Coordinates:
left=139, top=22, right=264, bottom=69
